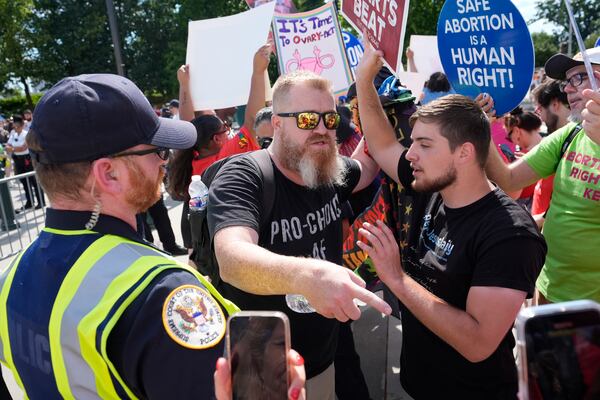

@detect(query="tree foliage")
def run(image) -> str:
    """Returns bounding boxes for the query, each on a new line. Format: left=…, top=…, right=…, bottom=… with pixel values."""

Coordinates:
left=531, top=32, right=560, bottom=67
left=534, top=0, right=600, bottom=45
left=0, top=0, right=36, bottom=105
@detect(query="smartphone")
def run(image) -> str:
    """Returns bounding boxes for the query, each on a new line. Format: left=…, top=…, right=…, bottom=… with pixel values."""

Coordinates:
left=499, top=143, right=516, bottom=162
left=516, top=300, right=600, bottom=400
left=227, top=311, right=291, bottom=400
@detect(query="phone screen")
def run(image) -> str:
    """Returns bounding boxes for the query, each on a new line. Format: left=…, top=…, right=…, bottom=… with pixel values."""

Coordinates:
left=524, top=310, right=600, bottom=400
left=229, top=315, right=289, bottom=400
left=499, top=143, right=516, bottom=162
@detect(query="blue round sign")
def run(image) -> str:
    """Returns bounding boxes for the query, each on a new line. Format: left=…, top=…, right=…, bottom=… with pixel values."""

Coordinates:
left=437, top=0, right=534, bottom=115
left=595, top=37, right=600, bottom=48
left=342, top=31, right=364, bottom=79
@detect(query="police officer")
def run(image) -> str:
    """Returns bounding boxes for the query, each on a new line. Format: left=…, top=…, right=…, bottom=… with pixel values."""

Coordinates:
left=0, top=74, right=305, bottom=399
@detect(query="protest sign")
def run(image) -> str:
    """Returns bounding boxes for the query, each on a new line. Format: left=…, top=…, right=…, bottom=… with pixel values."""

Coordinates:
left=273, top=2, right=353, bottom=96
left=342, top=31, right=364, bottom=80
left=186, top=2, right=275, bottom=110
left=340, top=0, right=410, bottom=75
left=396, top=71, right=428, bottom=101
left=596, top=37, right=600, bottom=48
left=437, top=0, right=534, bottom=116
left=246, top=0, right=296, bottom=13
left=409, top=35, right=444, bottom=77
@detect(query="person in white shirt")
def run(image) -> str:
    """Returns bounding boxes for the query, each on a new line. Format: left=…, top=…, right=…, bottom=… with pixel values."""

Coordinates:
left=5, top=115, right=44, bottom=212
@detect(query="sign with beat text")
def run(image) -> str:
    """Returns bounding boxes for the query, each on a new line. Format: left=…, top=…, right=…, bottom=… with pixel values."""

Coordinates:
left=273, top=2, right=353, bottom=96
left=340, top=0, right=410, bottom=75
left=437, top=0, right=534, bottom=115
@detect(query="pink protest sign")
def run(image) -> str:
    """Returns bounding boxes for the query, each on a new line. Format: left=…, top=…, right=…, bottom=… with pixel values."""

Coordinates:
left=272, top=2, right=353, bottom=96
left=340, top=0, right=410, bottom=74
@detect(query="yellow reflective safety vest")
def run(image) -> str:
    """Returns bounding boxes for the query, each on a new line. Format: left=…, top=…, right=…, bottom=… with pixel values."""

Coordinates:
left=0, top=228, right=238, bottom=399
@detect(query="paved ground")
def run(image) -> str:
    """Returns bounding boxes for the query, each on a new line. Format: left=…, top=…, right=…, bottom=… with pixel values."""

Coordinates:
left=0, top=193, right=411, bottom=399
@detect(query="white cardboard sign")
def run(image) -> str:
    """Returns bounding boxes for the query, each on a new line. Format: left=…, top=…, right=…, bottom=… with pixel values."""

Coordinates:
left=186, top=2, right=276, bottom=110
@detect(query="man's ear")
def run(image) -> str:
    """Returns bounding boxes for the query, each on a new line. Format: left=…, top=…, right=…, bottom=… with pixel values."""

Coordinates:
left=272, top=114, right=283, bottom=131
left=91, top=158, right=123, bottom=194
left=457, top=142, right=476, bottom=165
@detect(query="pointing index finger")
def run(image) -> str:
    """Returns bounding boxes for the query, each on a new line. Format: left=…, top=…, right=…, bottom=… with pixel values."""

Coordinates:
left=351, top=285, right=392, bottom=315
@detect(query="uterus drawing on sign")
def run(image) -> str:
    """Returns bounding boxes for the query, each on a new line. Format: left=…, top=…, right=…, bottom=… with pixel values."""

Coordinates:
left=285, top=46, right=335, bottom=75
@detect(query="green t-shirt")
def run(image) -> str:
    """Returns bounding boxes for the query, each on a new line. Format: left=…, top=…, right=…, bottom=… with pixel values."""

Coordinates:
left=524, top=123, right=600, bottom=302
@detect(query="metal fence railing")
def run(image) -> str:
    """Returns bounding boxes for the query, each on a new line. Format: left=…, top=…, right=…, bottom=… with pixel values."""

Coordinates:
left=0, top=171, right=47, bottom=261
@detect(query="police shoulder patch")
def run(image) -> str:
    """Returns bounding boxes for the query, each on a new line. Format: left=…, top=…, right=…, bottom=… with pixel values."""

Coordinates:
left=162, top=285, right=226, bottom=349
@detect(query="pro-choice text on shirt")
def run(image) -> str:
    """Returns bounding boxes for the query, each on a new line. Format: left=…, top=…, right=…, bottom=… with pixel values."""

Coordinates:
left=269, top=193, right=342, bottom=260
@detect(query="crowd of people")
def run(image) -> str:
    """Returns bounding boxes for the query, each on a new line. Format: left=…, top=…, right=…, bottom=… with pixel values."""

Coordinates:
left=0, top=37, right=598, bottom=400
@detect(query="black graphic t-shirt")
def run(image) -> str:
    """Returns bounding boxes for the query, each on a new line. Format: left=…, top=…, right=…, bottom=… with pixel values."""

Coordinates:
left=396, top=151, right=547, bottom=399
left=208, top=153, right=361, bottom=378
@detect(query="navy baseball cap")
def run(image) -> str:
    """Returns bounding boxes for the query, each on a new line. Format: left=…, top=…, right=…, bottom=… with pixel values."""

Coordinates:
left=545, top=48, right=600, bottom=80
left=30, top=74, right=196, bottom=164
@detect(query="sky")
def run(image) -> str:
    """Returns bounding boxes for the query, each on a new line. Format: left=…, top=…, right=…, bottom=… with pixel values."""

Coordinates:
left=512, top=0, right=559, bottom=34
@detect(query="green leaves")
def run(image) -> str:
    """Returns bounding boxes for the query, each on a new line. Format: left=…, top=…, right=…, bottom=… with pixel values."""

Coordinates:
left=534, top=0, right=600, bottom=46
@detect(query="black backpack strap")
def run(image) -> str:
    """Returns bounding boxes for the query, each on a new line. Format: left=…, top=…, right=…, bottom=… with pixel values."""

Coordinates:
left=558, top=124, right=582, bottom=164
left=247, top=149, right=275, bottom=229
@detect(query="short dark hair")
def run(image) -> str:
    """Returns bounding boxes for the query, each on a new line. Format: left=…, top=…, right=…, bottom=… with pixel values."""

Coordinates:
left=505, top=106, right=542, bottom=133
left=532, top=79, right=568, bottom=108
left=254, top=107, right=273, bottom=130
left=425, top=72, right=451, bottom=93
left=12, top=115, right=24, bottom=124
left=409, top=95, right=490, bottom=167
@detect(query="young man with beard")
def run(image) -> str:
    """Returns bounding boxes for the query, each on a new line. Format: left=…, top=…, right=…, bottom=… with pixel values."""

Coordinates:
left=482, top=48, right=600, bottom=305
left=533, top=79, right=570, bottom=135
left=208, top=70, right=392, bottom=399
left=354, top=45, right=546, bottom=399
left=0, top=74, right=306, bottom=399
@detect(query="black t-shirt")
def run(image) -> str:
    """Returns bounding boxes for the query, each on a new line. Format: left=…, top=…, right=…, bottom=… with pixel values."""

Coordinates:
left=395, top=152, right=547, bottom=399
left=207, top=154, right=361, bottom=378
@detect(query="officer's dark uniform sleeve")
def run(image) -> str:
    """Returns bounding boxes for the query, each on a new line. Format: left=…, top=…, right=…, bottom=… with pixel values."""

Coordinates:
left=108, top=270, right=224, bottom=399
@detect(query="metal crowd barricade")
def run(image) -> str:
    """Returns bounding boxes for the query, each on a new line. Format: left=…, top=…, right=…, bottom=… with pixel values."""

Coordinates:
left=0, top=171, right=46, bottom=261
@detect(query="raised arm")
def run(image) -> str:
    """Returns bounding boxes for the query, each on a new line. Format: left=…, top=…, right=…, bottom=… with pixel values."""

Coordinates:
left=214, top=226, right=391, bottom=322
left=244, top=43, right=273, bottom=141
left=177, top=65, right=195, bottom=122
left=351, top=137, right=379, bottom=192
left=355, top=43, right=406, bottom=183
left=406, top=47, right=417, bottom=73
left=475, top=94, right=541, bottom=192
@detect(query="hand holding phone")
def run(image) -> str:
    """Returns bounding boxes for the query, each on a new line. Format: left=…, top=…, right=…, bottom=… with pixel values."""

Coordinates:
left=499, top=143, right=516, bottom=162
left=226, top=311, right=299, bottom=400
left=516, top=300, right=600, bottom=400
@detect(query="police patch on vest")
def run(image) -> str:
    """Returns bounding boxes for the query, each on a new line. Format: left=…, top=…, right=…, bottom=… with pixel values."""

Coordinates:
left=162, top=285, right=226, bottom=349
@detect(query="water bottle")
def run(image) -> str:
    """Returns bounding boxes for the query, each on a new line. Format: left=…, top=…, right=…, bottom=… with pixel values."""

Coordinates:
left=188, top=175, right=208, bottom=211
left=285, top=294, right=316, bottom=313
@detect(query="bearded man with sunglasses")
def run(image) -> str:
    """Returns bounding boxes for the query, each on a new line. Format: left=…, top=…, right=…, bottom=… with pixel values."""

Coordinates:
left=483, top=48, right=600, bottom=305
left=0, top=74, right=276, bottom=399
left=208, top=70, right=392, bottom=399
